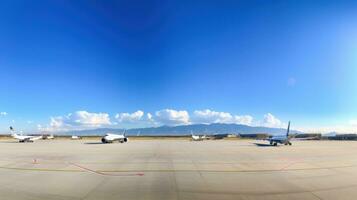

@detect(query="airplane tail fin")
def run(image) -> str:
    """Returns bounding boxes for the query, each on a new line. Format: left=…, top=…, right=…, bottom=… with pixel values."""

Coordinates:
left=9, top=126, right=17, bottom=137
left=123, top=129, right=126, bottom=137
left=286, top=121, right=290, bottom=137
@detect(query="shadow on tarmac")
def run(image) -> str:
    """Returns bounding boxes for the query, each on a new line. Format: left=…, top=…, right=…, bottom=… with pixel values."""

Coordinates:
left=0, top=141, right=21, bottom=143
left=252, top=143, right=277, bottom=147
left=84, top=142, right=105, bottom=145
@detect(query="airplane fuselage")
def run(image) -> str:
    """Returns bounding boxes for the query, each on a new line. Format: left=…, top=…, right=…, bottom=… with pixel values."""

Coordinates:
left=266, top=121, right=292, bottom=146
left=101, top=133, right=128, bottom=143
left=12, top=134, right=42, bottom=143
left=191, top=135, right=206, bottom=141
left=268, top=136, right=291, bottom=146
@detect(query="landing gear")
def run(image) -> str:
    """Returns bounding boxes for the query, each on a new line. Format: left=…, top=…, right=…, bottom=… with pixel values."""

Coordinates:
left=270, top=141, right=278, bottom=146
left=288, top=142, right=292, bottom=145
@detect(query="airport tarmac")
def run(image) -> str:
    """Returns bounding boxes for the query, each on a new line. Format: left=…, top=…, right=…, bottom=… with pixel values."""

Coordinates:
left=0, top=139, right=357, bottom=200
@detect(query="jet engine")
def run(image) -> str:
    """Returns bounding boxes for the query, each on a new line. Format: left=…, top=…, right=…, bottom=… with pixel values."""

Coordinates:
left=101, top=137, right=108, bottom=143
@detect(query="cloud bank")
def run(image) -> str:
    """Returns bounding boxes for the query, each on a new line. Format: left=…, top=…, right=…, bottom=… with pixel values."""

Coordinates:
left=49, top=111, right=111, bottom=130
left=41, top=109, right=287, bottom=131
left=262, top=113, right=283, bottom=128
left=115, top=110, right=144, bottom=123
left=192, top=109, right=253, bottom=125
left=154, top=109, right=190, bottom=126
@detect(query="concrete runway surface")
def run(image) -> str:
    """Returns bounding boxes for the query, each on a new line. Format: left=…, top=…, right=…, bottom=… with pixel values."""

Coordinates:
left=0, top=139, right=357, bottom=200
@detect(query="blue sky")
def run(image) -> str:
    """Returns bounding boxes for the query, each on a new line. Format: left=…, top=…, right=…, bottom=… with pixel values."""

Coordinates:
left=0, top=0, right=357, bottom=133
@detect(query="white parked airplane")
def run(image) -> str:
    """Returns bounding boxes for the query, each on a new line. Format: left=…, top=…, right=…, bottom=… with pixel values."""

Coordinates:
left=71, top=135, right=81, bottom=140
left=191, top=132, right=207, bottom=141
left=42, top=134, right=55, bottom=140
left=10, top=126, right=42, bottom=143
left=101, top=131, right=128, bottom=143
left=47, top=134, right=55, bottom=140
left=267, top=121, right=292, bottom=146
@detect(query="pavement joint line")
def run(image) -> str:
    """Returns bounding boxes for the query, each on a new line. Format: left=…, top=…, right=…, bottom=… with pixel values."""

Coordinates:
left=279, top=158, right=304, bottom=170
left=0, top=164, right=355, bottom=173
left=180, top=180, right=357, bottom=196
left=310, top=192, right=324, bottom=200
left=69, top=162, right=144, bottom=177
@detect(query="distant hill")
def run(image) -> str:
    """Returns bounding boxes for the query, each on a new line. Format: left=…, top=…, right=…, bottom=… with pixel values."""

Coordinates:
left=60, top=123, right=302, bottom=136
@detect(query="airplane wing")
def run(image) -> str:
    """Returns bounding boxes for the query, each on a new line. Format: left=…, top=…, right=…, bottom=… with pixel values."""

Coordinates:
left=291, top=137, right=319, bottom=141
left=30, top=136, right=43, bottom=141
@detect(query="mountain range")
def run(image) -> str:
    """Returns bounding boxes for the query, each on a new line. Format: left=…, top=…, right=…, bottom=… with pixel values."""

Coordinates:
left=60, top=123, right=301, bottom=136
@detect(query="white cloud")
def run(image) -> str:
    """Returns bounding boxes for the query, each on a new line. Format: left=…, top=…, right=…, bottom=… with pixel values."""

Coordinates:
left=349, top=119, right=357, bottom=126
left=147, top=113, right=153, bottom=121
left=50, top=111, right=111, bottom=130
left=154, top=109, right=190, bottom=126
left=299, top=125, right=356, bottom=134
left=287, top=77, right=297, bottom=87
left=40, top=109, right=294, bottom=131
left=50, top=117, right=64, bottom=128
left=262, top=113, right=283, bottom=128
left=115, top=110, right=144, bottom=123
left=192, top=109, right=253, bottom=125
left=233, top=115, right=254, bottom=125
left=283, top=119, right=357, bottom=134
left=0, top=112, right=7, bottom=116
left=146, top=113, right=157, bottom=124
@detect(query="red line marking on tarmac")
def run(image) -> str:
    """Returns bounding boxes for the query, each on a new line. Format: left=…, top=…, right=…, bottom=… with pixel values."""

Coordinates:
left=69, top=162, right=144, bottom=177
